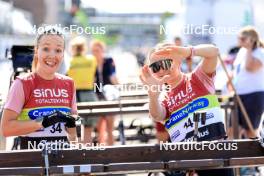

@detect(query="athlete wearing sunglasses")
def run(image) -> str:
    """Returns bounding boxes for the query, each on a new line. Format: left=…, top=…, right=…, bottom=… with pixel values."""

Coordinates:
left=140, top=43, right=234, bottom=176
left=149, top=59, right=173, bottom=73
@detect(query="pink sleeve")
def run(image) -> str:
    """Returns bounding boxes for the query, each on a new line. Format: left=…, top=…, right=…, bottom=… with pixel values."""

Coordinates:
left=4, top=79, right=25, bottom=114
left=193, top=65, right=216, bottom=94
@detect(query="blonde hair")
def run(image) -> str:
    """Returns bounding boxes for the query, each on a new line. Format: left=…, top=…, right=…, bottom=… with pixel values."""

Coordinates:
left=239, top=26, right=264, bottom=49
left=147, top=42, right=174, bottom=65
left=90, top=39, right=106, bottom=51
left=70, top=36, right=88, bottom=57
left=31, top=26, right=64, bottom=72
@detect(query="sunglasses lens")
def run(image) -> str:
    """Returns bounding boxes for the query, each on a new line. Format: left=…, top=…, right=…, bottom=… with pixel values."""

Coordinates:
left=163, top=59, right=172, bottom=69
left=149, top=59, right=172, bottom=73
left=150, top=63, right=161, bottom=73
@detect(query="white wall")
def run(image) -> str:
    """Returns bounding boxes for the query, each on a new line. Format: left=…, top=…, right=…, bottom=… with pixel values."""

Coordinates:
left=165, top=0, right=255, bottom=54
left=252, top=0, right=264, bottom=39
left=213, top=0, right=252, bottom=53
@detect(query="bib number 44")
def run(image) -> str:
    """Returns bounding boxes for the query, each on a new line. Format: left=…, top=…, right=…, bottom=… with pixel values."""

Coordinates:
left=184, top=118, right=194, bottom=129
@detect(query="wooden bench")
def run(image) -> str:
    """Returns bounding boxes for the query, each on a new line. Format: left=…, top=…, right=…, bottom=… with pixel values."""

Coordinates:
left=0, top=139, right=263, bottom=175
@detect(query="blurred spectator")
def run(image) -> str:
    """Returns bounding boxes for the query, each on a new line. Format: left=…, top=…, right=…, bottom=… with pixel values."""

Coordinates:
left=135, top=51, right=146, bottom=67
left=233, top=26, right=264, bottom=138
left=225, top=46, right=240, bottom=67
left=224, top=46, right=240, bottom=93
left=67, top=36, right=98, bottom=144
left=174, top=36, right=182, bottom=46
left=91, top=40, right=118, bottom=146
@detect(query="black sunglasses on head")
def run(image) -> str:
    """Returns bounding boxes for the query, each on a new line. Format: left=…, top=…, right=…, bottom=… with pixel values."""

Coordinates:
left=149, top=59, right=173, bottom=73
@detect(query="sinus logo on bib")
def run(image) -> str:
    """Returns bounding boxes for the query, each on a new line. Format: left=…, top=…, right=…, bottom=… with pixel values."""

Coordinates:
left=33, top=89, right=69, bottom=98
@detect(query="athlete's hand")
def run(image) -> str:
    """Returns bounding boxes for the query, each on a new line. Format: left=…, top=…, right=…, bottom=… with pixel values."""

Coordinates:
left=64, top=114, right=78, bottom=128
left=54, top=111, right=77, bottom=128
left=152, top=45, right=190, bottom=64
left=140, top=65, right=170, bottom=92
left=40, top=111, right=76, bottom=128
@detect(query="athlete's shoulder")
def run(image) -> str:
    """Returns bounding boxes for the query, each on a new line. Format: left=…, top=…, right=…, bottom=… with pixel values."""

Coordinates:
left=55, top=73, right=74, bottom=81
left=16, top=72, right=35, bottom=81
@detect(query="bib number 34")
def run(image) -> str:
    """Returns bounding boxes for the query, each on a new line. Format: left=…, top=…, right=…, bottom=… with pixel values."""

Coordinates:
left=50, top=123, right=63, bottom=133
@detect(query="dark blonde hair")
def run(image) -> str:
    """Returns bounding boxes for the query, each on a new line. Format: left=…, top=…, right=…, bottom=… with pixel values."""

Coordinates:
left=70, top=36, right=87, bottom=57
left=239, top=26, right=264, bottom=49
left=31, top=26, right=64, bottom=72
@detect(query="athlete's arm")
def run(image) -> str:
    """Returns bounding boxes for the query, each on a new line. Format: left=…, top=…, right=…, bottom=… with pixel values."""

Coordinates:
left=194, top=44, right=219, bottom=75
left=148, top=91, right=166, bottom=122
left=153, top=44, right=219, bottom=75
left=1, top=109, right=42, bottom=137
left=140, top=65, right=167, bottom=122
left=65, top=89, right=77, bottom=141
left=1, top=79, right=43, bottom=137
left=66, top=127, right=76, bottom=141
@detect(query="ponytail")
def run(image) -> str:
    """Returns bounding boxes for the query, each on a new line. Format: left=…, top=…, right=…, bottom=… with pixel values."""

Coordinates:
left=259, top=40, right=264, bottom=48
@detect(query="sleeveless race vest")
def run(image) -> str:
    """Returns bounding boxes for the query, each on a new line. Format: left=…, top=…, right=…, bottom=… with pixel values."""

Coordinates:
left=67, top=55, right=97, bottom=90
left=162, top=73, right=226, bottom=142
left=17, top=73, right=74, bottom=137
